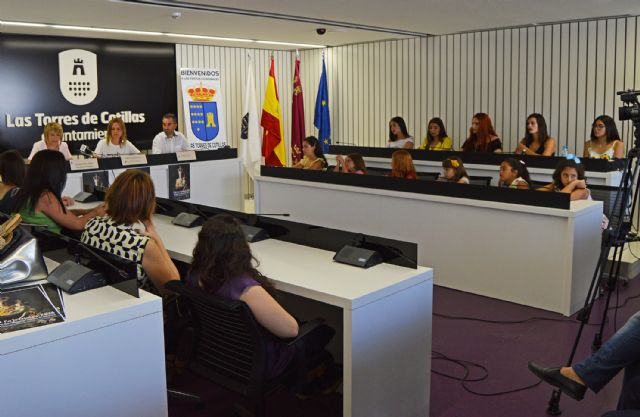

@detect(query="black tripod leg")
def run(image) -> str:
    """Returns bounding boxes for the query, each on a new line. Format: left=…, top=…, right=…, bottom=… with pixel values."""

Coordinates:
left=593, top=240, right=627, bottom=350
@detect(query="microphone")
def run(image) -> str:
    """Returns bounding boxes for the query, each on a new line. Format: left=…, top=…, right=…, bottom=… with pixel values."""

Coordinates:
left=254, top=213, right=290, bottom=217
left=80, top=144, right=97, bottom=158
left=333, top=140, right=356, bottom=145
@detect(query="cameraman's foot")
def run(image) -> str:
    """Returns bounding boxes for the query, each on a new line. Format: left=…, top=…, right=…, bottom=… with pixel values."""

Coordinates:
left=528, top=362, right=587, bottom=400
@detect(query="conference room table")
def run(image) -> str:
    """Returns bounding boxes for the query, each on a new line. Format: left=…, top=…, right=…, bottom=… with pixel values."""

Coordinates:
left=63, top=155, right=244, bottom=211
left=0, top=261, right=167, bottom=417
left=152, top=214, right=434, bottom=417
left=255, top=174, right=603, bottom=316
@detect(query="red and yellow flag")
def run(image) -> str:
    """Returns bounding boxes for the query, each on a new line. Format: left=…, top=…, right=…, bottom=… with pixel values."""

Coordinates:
left=261, top=57, right=286, bottom=166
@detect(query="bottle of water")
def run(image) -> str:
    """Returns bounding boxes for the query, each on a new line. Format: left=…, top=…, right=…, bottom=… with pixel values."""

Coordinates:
left=560, top=145, right=569, bottom=158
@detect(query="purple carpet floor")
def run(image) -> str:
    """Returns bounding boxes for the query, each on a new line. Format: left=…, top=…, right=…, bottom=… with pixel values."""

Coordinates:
left=169, top=276, right=640, bottom=417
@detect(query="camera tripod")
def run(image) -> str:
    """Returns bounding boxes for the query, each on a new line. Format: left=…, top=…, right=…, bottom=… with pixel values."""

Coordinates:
left=546, top=91, right=640, bottom=415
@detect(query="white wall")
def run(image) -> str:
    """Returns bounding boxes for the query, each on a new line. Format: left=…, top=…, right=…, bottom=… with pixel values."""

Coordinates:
left=178, top=16, right=640, bottom=160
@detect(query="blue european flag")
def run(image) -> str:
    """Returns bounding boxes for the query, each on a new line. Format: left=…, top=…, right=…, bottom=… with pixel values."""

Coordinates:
left=314, top=58, right=331, bottom=154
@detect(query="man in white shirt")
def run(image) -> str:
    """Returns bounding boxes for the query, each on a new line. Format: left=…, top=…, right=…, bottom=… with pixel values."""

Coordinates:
left=151, top=113, right=190, bottom=154
left=28, top=122, right=73, bottom=161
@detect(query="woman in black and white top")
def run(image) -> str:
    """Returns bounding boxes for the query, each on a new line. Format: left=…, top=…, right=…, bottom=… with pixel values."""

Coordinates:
left=81, top=170, right=178, bottom=293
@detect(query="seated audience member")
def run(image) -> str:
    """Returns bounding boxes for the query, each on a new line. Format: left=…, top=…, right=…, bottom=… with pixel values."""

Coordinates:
left=438, top=156, right=469, bottom=184
left=515, top=113, right=556, bottom=156
left=151, top=113, right=189, bottom=154
left=81, top=170, right=179, bottom=292
left=584, top=115, right=624, bottom=160
left=528, top=310, right=640, bottom=410
left=537, top=158, right=590, bottom=200
left=420, top=117, right=453, bottom=151
left=334, top=153, right=366, bottom=174
left=390, top=150, right=417, bottom=179
left=292, top=136, right=327, bottom=170
left=13, top=150, right=105, bottom=233
left=188, top=214, right=336, bottom=380
left=498, top=158, right=531, bottom=189
left=387, top=117, right=415, bottom=149
left=28, top=122, right=72, bottom=161
left=0, top=150, right=26, bottom=214
left=461, top=113, right=503, bottom=153
left=94, top=117, right=140, bottom=157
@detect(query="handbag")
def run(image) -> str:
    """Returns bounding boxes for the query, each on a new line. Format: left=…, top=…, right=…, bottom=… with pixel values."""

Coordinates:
left=0, top=214, right=49, bottom=287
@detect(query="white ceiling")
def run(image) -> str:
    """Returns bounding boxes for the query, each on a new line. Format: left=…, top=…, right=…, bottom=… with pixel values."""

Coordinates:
left=1, top=0, right=640, bottom=50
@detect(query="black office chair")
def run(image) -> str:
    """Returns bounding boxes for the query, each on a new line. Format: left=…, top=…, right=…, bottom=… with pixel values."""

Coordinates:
left=416, top=172, right=440, bottom=181
left=468, top=176, right=493, bottom=186
left=165, top=280, right=324, bottom=417
left=530, top=179, right=550, bottom=189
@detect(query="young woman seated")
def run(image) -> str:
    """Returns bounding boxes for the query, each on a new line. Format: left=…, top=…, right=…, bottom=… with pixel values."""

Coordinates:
left=81, top=170, right=179, bottom=293
left=499, top=158, right=531, bottom=189
left=461, top=113, right=502, bottom=153
left=387, top=116, right=415, bottom=149
left=292, top=136, right=327, bottom=170
left=187, top=214, right=300, bottom=378
left=583, top=115, right=624, bottom=160
left=389, top=150, right=417, bottom=179
left=515, top=113, right=556, bottom=156
left=438, top=156, right=469, bottom=184
left=334, top=153, right=366, bottom=174
left=538, top=159, right=590, bottom=200
left=419, top=117, right=453, bottom=151
left=13, top=150, right=105, bottom=234
left=0, top=150, right=25, bottom=214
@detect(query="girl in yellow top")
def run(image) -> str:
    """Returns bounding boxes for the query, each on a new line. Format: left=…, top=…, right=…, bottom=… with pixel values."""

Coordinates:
left=292, top=136, right=327, bottom=170
left=419, top=117, right=453, bottom=151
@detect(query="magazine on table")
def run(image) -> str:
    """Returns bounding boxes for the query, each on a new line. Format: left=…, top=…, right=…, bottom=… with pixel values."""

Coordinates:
left=0, top=283, right=66, bottom=334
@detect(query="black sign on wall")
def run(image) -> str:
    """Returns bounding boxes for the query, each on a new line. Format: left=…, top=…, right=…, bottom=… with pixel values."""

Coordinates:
left=0, top=34, right=177, bottom=154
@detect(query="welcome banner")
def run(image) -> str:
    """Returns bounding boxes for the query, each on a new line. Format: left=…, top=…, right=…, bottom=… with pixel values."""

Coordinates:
left=179, top=68, right=227, bottom=150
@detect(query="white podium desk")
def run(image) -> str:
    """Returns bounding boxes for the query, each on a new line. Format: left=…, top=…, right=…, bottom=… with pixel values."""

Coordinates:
left=327, top=155, right=623, bottom=186
left=63, top=157, right=243, bottom=211
left=255, top=175, right=604, bottom=316
left=153, top=214, right=433, bottom=417
left=0, top=285, right=167, bottom=417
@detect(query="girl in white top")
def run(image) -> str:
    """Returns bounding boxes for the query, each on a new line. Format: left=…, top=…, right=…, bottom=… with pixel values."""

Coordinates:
left=94, top=117, right=140, bottom=157
left=583, top=115, right=624, bottom=160
left=386, top=116, right=415, bottom=149
left=499, top=158, right=530, bottom=189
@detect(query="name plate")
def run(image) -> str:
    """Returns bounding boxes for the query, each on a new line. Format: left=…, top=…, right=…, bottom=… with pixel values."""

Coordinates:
left=176, top=150, right=197, bottom=162
left=121, top=154, right=148, bottom=166
left=69, top=158, right=99, bottom=171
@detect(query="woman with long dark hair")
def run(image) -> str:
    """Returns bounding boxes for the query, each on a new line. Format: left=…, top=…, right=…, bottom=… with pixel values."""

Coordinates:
left=516, top=113, right=556, bottom=156
left=292, top=136, right=327, bottom=170
left=188, top=214, right=299, bottom=377
left=13, top=150, right=105, bottom=233
left=419, top=117, right=453, bottom=151
left=583, top=115, right=624, bottom=160
left=0, top=150, right=25, bottom=214
left=461, top=113, right=502, bottom=153
left=387, top=116, right=414, bottom=149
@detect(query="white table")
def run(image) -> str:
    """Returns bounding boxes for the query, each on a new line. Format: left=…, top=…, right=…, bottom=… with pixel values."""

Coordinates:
left=153, top=214, right=433, bottom=417
left=255, top=175, right=604, bottom=316
left=0, top=284, right=167, bottom=417
left=63, top=157, right=244, bottom=211
left=327, top=155, right=623, bottom=186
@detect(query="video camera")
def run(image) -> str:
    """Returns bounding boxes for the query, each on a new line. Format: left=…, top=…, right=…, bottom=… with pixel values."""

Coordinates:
left=618, top=89, right=640, bottom=122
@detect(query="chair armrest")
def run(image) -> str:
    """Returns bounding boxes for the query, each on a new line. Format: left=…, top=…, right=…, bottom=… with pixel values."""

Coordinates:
left=284, top=318, right=324, bottom=347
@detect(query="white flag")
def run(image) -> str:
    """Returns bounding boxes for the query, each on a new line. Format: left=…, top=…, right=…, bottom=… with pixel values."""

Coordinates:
left=240, top=53, right=262, bottom=179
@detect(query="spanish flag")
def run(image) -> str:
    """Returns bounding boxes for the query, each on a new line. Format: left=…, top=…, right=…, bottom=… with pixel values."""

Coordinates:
left=260, top=57, right=286, bottom=166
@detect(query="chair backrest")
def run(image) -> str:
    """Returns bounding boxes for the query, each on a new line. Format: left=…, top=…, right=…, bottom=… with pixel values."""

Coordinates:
left=589, top=184, right=629, bottom=227
left=166, top=280, right=268, bottom=397
left=416, top=172, right=440, bottom=181
left=530, top=180, right=550, bottom=190
left=364, top=167, right=388, bottom=176
left=468, top=176, right=493, bottom=186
